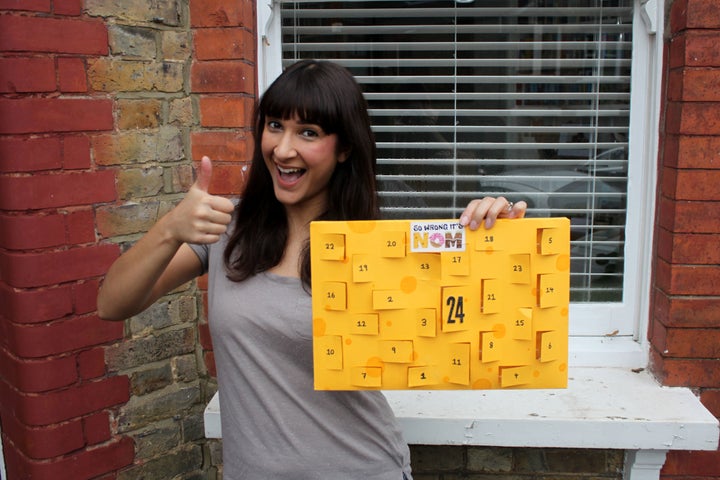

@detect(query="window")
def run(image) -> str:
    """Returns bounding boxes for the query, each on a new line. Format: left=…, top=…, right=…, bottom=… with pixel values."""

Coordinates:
left=259, top=0, right=661, bottom=360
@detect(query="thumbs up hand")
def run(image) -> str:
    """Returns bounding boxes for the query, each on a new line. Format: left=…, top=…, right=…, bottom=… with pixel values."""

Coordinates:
left=165, top=156, right=235, bottom=245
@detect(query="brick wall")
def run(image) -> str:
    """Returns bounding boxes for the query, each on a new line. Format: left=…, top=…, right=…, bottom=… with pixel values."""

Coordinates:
left=650, top=0, right=720, bottom=477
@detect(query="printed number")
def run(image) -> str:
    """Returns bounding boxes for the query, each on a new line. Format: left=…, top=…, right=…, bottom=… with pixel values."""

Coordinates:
left=452, top=358, right=462, bottom=366
left=548, top=342, right=553, bottom=350
left=546, top=287, right=555, bottom=294
left=357, top=320, right=366, bottom=327
left=325, top=243, right=334, bottom=250
left=386, top=296, right=394, bottom=303
left=326, top=348, right=335, bottom=355
left=489, top=341, right=494, bottom=349
left=487, top=293, right=496, bottom=301
left=420, top=263, right=430, bottom=270
left=327, top=292, right=336, bottom=299
left=391, top=347, right=397, bottom=354
left=452, top=256, right=462, bottom=264
left=420, top=372, right=427, bottom=380
left=361, top=372, right=367, bottom=379
left=420, top=318, right=428, bottom=327
left=513, top=264, right=523, bottom=272
left=446, top=296, right=465, bottom=324
left=547, top=237, right=553, bottom=244
left=386, top=240, right=397, bottom=247
left=484, top=235, right=494, bottom=243
left=515, top=319, right=525, bottom=327
left=358, top=264, right=368, bottom=272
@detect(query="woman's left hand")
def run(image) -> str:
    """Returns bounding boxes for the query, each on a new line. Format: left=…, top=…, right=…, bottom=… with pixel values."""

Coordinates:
left=459, top=197, right=527, bottom=230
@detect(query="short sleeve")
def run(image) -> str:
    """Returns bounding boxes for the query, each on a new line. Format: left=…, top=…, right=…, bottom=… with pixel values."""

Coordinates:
left=188, top=242, right=210, bottom=275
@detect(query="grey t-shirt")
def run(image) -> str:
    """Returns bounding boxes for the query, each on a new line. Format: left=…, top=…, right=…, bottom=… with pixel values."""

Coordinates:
left=190, top=236, right=412, bottom=480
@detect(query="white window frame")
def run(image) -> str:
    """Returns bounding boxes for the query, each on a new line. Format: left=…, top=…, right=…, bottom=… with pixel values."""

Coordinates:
left=256, top=0, right=663, bottom=368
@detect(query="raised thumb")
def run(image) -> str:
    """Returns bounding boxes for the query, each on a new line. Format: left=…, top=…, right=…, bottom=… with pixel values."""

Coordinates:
left=195, top=156, right=213, bottom=192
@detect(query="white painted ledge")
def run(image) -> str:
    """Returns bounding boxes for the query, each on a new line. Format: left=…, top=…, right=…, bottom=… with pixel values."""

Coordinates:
left=205, top=367, right=718, bottom=480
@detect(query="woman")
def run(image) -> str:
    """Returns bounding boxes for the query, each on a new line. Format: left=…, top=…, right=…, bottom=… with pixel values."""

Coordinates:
left=98, top=59, right=526, bottom=479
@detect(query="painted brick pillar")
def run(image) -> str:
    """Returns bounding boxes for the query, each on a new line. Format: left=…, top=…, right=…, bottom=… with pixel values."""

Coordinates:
left=651, top=0, right=720, bottom=476
left=189, top=0, right=257, bottom=378
left=0, top=3, right=133, bottom=479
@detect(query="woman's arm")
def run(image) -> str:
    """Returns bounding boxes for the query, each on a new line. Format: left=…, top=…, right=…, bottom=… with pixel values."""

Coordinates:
left=97, top=157, right=234, bottom=321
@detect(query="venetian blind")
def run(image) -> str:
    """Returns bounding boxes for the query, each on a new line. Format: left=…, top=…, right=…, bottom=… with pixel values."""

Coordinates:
left=280, top=0, right=633, bottom=302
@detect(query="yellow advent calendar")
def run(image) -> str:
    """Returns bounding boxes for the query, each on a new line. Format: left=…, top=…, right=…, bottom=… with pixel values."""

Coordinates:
left=310, top=217, right=570, bottom=390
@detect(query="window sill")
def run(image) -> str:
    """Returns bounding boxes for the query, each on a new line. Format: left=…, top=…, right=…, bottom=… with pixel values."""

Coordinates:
left=204, top=366, right=718, bottom=479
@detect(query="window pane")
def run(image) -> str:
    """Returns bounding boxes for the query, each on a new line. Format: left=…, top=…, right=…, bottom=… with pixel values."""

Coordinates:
left=280, top=0, right=632, bottom=302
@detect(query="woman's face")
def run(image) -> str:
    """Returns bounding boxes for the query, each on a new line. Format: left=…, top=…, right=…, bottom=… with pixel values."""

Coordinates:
left=261, top=115, right=347, bottom=217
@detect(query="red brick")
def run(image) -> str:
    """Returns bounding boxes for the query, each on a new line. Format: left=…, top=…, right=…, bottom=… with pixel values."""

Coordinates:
left=673, top=170, right=720, bottom=201
left=77, top=347, right=106, bottom=380
left=0, top=347, right=77, bottom=393
left=656, top=261, right=720, bottom=296
left=0, top=57, right=56, bottom=93
left=0, top=0, right=50, bottom=12
left=0, top=283, right=74, bottom=324
left=53, top=0, right=83, bottom=16
left=191, top=130, right=252, bottom=163
left=66, top=208, right=96, bottom=245
left=666, top=69, right=683, bottom=102
left=191, top=60, right=254, bottom=94
left=668, top=34, right=686, bottom=69
left=72, top=279, right=102, bottom=315
left=663, top=450, right=720, bottom=476
left=190, top=0, right=255, bottom=27
left=0, top=410, right=84, bottom=459
left=83, top=410, right=111, bottom=445
left=685, top=0, right=720, bottom=29
left=662, top=328, right=720, bottom=358
left=675, top=102, right=720, bottom=135
left=679, top=68, right=720, bottom=102
left=194, top=27, right=255, bottom=60
left=677, top=135, right=720, bottom=169
left=203, top=350, right=217, bottom=377
left=4, top=314, right=123, bottom=358
left=0, top=135, right=63, bottom=172
left=0, top=212, right=66, bottom=249
left=654, top=293, right=720, bottom=329
left=199, top=95, right=254, bottom=127
left=657, top=197, right=720, bottom=234
left=57, top=57, right=87, bottom=92
left=0, top=375, right=129, bottom=425
left=207, top=164, right=247, bottom=196
left=700, top=389, right=720, bottom=418
left=651, top=352, right=720, bottom=388
left=0, top=169, right=116, bottom=210
left=669, top=0, right=688, bottom=33
left=198, top=322, right=213, bottom=350
left=0, top=244, right=118, bottom=288
left=4, top=435, right=133, bottom=480
left=665, top=232, right=720, bottom=264
left=0, top=15, right=108, bottom=55
left=683, top=31, right=720, bottom=66
left=0, top=98, right=113, bottom=135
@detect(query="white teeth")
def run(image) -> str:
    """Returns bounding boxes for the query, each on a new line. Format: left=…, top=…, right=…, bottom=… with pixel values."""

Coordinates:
left=278, top=166, right=303, bottom=174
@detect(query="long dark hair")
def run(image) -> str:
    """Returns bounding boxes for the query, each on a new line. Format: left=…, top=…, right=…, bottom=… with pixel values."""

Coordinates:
left=224, top=60, right=379, bottom=288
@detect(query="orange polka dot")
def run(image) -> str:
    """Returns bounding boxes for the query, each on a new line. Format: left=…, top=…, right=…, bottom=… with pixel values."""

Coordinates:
left=442, top=376, right=450, bottom=383
left=366, top=367, right=382, bottom=378
left=386, top=320, right=393, bottom=327
left=313, top=318, right=326, bottom=337
left=558, top=362, right=567, bottom=372
left=485, top=248, right=494, bottom=255
left=345, top=338, right=352, bottom=345
left=348, top=220, right=376, bottom=233
left=472, top=378, right=492, bottom=389
left=366, top=356, right=384, bottom=370
left=556, top=254, right=570, bottom=271
left=492, top=323, right=506, bottom=338
left=533, top=370, right=541, bottom=378
left=560, top=307, right=569, bottom=317
left=400, top=276, right=417, bottom=294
